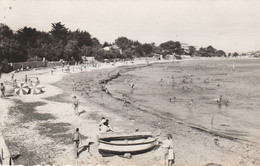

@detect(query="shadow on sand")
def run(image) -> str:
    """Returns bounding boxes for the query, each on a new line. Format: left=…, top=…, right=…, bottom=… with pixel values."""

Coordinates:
left=78, top=141, right=94, bottom=155
left=78, top=110, right=86, bottom=116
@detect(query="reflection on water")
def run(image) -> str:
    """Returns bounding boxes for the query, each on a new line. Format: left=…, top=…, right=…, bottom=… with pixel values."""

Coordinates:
left=107, top=58, right=260, bottom=144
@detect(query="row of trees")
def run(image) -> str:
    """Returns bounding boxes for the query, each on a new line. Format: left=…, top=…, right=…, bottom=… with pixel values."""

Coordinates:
left=0, top=22, right=100, bottom=63
left=1, top=22, right=234, bottom=72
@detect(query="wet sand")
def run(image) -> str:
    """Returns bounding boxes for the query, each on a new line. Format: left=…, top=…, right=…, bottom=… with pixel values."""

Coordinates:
left=1, top=59, right=260, bottom=165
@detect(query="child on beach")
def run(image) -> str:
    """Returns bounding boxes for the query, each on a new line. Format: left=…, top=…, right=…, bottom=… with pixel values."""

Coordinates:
left=99, top=119, right=113, bottom=133
left=36, top=78, right=40, bottom=85
left=99, top=117, right=106, bottom=129
left=73, top=96, right=79, bottom=115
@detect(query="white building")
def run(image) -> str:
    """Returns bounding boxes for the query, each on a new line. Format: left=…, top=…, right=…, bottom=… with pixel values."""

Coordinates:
left=180, top=43, right=190, bottom=53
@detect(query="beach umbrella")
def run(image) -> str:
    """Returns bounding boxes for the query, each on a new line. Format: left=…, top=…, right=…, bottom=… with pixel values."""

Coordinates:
left=14, top=83, right=30, bottom=95
left=29, top=82, right=42, bottom=95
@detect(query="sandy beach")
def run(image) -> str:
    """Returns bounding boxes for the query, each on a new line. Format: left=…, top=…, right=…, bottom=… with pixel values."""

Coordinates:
left=1, top=58, right=260, bottom=166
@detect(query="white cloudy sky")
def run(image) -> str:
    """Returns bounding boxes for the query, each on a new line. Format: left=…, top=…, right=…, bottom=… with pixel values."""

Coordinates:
left=1, top=0, right=260, bottom=53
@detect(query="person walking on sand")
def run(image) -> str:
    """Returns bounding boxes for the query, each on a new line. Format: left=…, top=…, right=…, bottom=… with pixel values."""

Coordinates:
left=72, top=128, right=81, bottom=159
left=73, top=96, right=79, bottom=115
left=162, top=134, right=175, bottom=166
left=11, top=73, right=14, bottom=81
left=25, top=75, right=28, bottom=83
left=13, top=79, right=17, bottom=89
left=189, top=99, right=193, bottom=110
left=36, top=77, right=40, bottom=85
left=164, top=65, right=168, bottom=72
left=0, top=83, right=6, bottom=97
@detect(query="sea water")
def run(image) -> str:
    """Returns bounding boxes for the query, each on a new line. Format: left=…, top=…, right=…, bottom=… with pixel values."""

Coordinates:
left=107, top=58, right=260, bottom=144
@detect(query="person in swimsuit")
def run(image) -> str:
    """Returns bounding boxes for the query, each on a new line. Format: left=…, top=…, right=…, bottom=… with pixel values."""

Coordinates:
left=162, top=134, right=175, bottom=166
left=73, top=96, right=79, bottom=115
left=72, top=128, right=81, bottom=159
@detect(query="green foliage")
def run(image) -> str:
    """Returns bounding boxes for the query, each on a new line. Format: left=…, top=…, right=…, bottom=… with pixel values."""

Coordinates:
left=122, top=48, right=135, bottom=59
left=67, top=30, right=92, bottom=47
left=64, top=40, right=80, bottom=61
left=115, top=37, right=132, bottom=51
left=0, top=24, right=13, bottom=38
left=216, top=50, right=226, bottom=57
left=134, top=45, right=144, bottom=57
left=53, top=41, right=64, bottom=61
left=103, top=41, right=111, bottom=48
left=17, top=26, right=38, bottom=47
left=142, top=43, right=153, bottom=55
left=0, top=59, right=13, bottom=73
left=1, top=22, right=231, bottom=69
left=92, top=38, right=102, bottom=48
left=197, top=46, right=225, bottom=57
left=50, top=22, right=69, bottom=40
left=188, top=46, right=196, bottom=56
left=0, top=38, right=27, bottom=62
left=159, top=40, right=182, bottom=55
left=233, top=52, right=239, bottom=57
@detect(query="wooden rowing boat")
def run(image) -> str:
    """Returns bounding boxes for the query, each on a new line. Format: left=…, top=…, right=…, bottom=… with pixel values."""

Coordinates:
left=98, top=131, right=158, bottom=155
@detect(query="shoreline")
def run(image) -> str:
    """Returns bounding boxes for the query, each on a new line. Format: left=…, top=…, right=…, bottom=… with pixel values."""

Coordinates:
left=84, top=61, right=260, bottom=145
left=1, top=58, right=260, bottom=165
left=54, top=59, right=260, bottom=165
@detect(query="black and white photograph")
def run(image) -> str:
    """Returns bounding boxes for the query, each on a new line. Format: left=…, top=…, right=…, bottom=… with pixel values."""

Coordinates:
left=0, top=0, right=260, bottom=165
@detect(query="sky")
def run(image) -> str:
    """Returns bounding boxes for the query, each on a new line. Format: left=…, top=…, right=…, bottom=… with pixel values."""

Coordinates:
left=0, top=0, right=260, bottom=53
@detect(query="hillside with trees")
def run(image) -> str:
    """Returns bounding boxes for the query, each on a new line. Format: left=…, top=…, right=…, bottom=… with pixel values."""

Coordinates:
left=1, top=22, right=235, bottom=73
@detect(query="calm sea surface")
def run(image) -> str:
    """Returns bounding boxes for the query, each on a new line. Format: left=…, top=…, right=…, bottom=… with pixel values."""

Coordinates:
left=106, top=58, right=260, bottom=144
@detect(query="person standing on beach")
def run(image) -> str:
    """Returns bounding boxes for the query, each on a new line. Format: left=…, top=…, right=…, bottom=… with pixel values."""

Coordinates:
left=25, top=75, right=28, bottom=83
left=162, top=134, right=174, bottom=166
left=189, top=99, right=193, bottom=110
left=13, top=79, right=17, bottom=89
left=11, top=73, right=14, bottom=81
left=164, top=65, right=168, bottom=72
left=73, top=96, right=79, bottom=115
left=0, top=83, right=6, bottom=97
left=72, top=128, right=81, bottom=159
left=36, top=78, right=40, bottom=85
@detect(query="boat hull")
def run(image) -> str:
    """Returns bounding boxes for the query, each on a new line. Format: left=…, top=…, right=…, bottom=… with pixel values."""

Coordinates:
left=98, top=132, right=158, bottom=155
